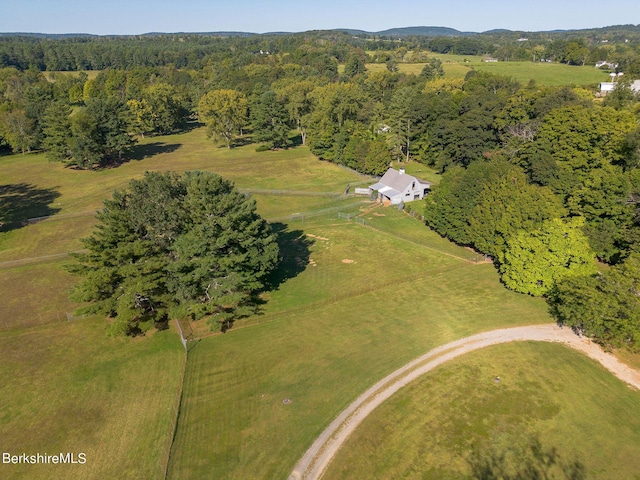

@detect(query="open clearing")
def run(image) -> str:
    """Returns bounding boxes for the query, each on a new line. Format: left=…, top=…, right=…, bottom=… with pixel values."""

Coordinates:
left=2, top=125, right=640, bottom=479
left=293, top=324, right=640, bottom=480
left=0, top=320, right=183, bottom=480
left=326, top=339, right=640, bottom=479
left=365, top=56, right=609, bottom=86
left=167, top=211, right=556, bottom=479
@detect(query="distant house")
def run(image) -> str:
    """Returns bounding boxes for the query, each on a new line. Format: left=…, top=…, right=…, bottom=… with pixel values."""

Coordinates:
left=369, top=168, right=432, bottom=206
left=599, top=82, right=616, bottom=93
left=595, top=61, right=618, bottom=69
left=483, top=57, right=498, bottom=63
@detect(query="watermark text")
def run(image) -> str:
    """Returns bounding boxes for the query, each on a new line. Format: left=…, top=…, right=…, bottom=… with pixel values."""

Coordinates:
left=2, top=452, right=86, bottom=465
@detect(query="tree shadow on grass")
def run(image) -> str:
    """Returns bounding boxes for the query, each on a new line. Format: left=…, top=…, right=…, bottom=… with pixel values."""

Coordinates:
left=262, top=222, right=315, bottom=292
left=126, top=142, right=182, bottom=162
left=0, top=183, right=61, bottom=232
left=468, top=436, right=586, bottom=480
left=217, top=223, right=314, bottom=333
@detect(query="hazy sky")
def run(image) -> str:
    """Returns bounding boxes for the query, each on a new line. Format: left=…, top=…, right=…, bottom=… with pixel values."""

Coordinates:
left=1, top=0, right=638, bottom=35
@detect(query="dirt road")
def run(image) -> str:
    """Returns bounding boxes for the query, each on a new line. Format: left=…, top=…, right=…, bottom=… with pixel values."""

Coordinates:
left=288, top=324, right=640, bottom=480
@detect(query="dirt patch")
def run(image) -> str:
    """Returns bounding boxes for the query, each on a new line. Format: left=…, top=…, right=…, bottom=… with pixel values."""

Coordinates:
left=372, top=212, right=386, bottom=217
left=307, top=233, right=329, bottom=241
left=341, top=259, right=355, bottom=264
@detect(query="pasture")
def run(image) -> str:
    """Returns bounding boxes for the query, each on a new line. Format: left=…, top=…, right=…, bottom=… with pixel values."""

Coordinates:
left=1, top=125, right=640, bottom=479
left=0, top=320, right=184, bottom=480
left=326, top=341, right=640, bottom=479
left=167, top=211, right=557, bottom=479
left=364, top=52, right=610, bottom=86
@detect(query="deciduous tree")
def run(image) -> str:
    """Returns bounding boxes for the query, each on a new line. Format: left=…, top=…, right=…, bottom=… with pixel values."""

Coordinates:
left=500, top=217, right=596, bottom=296
left=198, top=89, right=248, bottom=148
left=550, top=253, right=640, bottom=351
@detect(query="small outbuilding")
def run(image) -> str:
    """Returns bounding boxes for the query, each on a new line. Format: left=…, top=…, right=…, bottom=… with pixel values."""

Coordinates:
left=369, top=168, right=432, bottom=206
left=599, top=82, right=616, bottom=93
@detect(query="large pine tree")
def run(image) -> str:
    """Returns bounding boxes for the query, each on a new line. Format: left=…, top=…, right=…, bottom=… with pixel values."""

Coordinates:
left=67, top=171, right=279, bottom=335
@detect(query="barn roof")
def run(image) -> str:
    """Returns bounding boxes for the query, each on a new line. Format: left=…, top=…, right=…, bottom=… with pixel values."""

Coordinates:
left=371, top=168, right=431, bottom=194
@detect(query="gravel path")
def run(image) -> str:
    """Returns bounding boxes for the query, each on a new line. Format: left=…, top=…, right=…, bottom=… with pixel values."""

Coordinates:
left=288, top=324, right=640, bottom=480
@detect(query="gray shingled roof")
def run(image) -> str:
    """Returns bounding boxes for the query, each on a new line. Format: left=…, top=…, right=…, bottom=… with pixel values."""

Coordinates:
left=371, top=168, right=431, bottom=193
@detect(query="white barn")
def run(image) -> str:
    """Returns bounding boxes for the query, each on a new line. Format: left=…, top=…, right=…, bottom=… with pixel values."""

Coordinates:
left=369, top=168, right=432, bottom=206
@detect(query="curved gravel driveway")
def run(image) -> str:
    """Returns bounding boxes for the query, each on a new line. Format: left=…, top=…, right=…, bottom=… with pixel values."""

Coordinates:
left=288, top=324, right=640, bottom=480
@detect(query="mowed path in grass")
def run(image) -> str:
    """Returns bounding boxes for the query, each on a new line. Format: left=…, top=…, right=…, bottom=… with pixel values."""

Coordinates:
left=293, top=324, right=640, bottom=480
left=167, top=214, right=554, bottom=479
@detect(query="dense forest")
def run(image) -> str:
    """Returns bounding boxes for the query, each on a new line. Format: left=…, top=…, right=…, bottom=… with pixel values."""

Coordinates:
left=1, top=27, right=639, bottom=348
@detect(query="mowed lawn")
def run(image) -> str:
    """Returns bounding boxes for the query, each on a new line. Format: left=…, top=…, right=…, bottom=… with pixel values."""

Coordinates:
left=168, top=214, right=554, bottom=479
left=326, top=341, right=640, bottom=479
left=0, top=319, right=184, bottom=480
left=0, top=129, right=363, bottom=479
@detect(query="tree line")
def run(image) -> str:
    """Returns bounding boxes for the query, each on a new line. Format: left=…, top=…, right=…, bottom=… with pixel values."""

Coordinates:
left=419, top=76, right=640, bottom=351
left=2, top=27, right=639, bottom=73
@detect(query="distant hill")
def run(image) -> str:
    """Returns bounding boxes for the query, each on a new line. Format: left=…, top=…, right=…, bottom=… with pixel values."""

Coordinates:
left=0, top=32, right=98, bottom=38
left=1, top=24, right=639, bottom=39
left=373, top=26, right=476, bottom=37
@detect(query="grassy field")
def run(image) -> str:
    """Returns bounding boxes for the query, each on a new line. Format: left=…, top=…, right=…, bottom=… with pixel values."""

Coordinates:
left=0, top=127, right=362, bottom=330
left=0, top=127, right=363, bottom=479
left=0, top=320, right=184, bottom=480
left=326, top=341, right=640, bottom=479
left=45, top=70, right=102, bottom=82
left=364, top=55, right=609, bottom=86
left=168, top=212, right=555, bottom=479
left=2, top=124, right=640, bottom=480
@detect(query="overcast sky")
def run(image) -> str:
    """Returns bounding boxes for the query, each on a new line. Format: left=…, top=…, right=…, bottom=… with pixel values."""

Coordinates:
left=1, top=0, right=638, bottom=35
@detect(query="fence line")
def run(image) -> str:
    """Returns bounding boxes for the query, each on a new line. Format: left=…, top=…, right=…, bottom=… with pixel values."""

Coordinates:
left=0, top=250, right=88, bottom=269
left=240, top=188, right=348, bottom=198
left=0, top=310, right=90, bottom=333
left=159, top=319, right=192, bottom=479
left=268, top=200, right=370, bottom=224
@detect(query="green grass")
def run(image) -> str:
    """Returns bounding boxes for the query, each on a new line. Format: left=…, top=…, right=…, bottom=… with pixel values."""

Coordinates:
left=0, top=261, right=79, bottom=330
left=168, top=215, right=553, bottom=479
left=469, top=61, right=610, bottom=87
left=0, top=319, right=183, bottom=480
left=325, top=341, right=640, bottom=479
left=365, top=55, right=609, bottom=86
left=0, top=127, right=363, bottom=479
left=0, top=127, right=362, bottom=330
left=0, top=128, right=359, bottom=217
left=3, top=124, right=640, bottom=480
left=46, top=70, right=102, bottom=82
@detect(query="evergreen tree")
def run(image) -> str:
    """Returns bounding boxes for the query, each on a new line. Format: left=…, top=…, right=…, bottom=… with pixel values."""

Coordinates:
left=42, top=101, right=72, bottom=162
left=250, top=90, right=291, bottom=149
left=420, top=57, right=444, bottom=80
left=67, top=171, right=279, bottom=335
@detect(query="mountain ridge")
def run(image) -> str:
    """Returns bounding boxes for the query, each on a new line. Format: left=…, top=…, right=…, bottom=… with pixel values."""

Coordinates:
left=1, top=24, right=639, bottom=39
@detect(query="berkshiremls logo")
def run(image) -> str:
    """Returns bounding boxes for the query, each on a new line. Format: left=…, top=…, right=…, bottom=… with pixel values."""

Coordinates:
left=3, top=452, right=86, bottom=465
